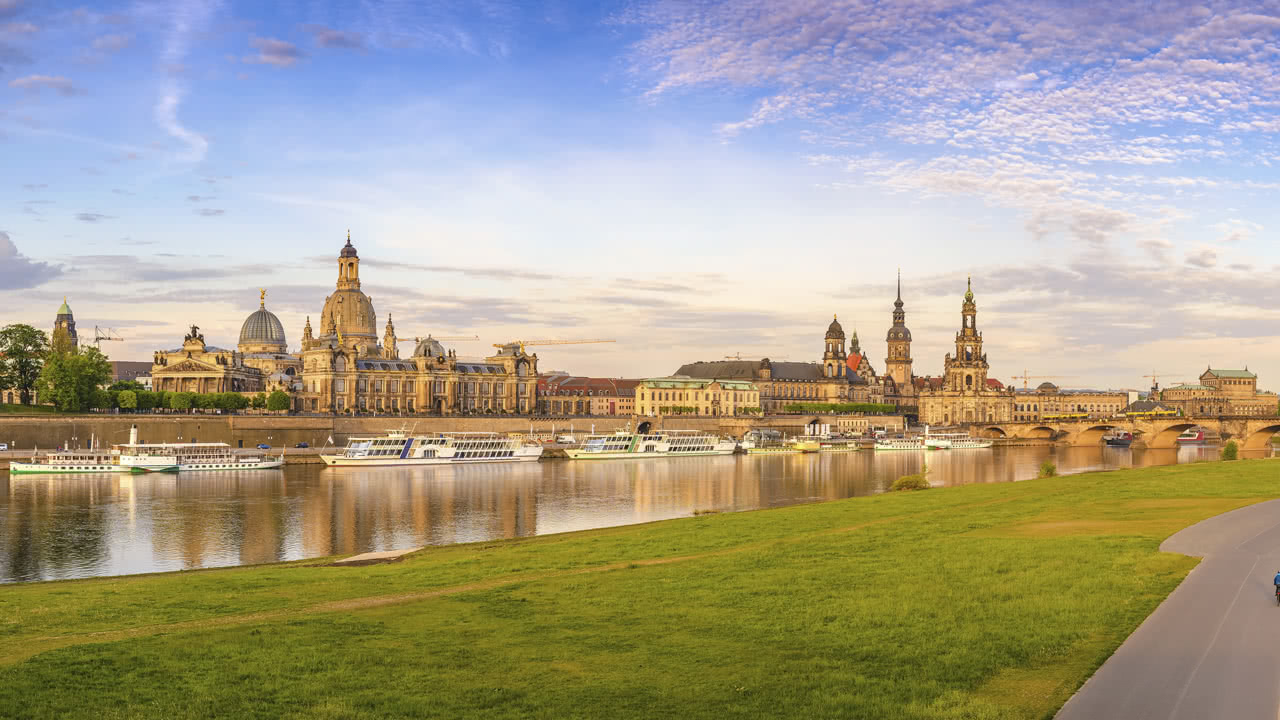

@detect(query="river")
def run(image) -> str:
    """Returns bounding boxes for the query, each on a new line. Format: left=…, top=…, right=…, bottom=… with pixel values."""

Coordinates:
left=0, top=444, right=1250, bottom=583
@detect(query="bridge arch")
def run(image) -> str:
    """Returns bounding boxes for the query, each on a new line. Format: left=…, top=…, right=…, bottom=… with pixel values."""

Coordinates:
left=1242, top=424, right=1280, bottom=451
left=1025, top=426, right=1056, bottom=440
left=980, top=426, right=1007, bottom=438
left=1144, top=422, right=1198, bottom=450
left=1069, top=424, right=1120, bottom=446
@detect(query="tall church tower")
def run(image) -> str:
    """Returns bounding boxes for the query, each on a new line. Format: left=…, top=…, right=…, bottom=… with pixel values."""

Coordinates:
left=51, top=297, right=78, bottom=353
left=337, top=229, right=361, bottom=290
left=943, top=277, right=988, bottom=394
left=884, top=271, right=914, bottom=396
left=383, top=315, right=399, bottom=360
left=823, top=314, right=847, bottom=378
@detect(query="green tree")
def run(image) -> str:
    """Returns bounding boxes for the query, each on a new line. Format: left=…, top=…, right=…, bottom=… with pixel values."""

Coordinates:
left=251, top=393, right=267, bottom=410
left=36, top=346, right=112, bottom=412
left=118, top=389, right=138, bottom=411
left=194, top=393, right=217, bottom=410
left=169, top=392, right=194, bottom=412
left=0, top=324, right=50, bottom=405
left=266, top=390, right=291, bottom=412
left=89, top=388, right=112, bottom=410
left=108, top=380, right=144, bottom=393
left=1221, top=440, right=1239, bottom=461
left=136, top=390, right=158, bottom=411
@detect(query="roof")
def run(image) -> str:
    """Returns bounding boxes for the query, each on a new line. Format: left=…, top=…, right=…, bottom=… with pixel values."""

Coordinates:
left=825, top=314, right=844, bottom=339
left=1206, top=368, right=1256, bottom=379
left=56, top=298, right=72, bottom=315
left=675, top=361, right=759, bottom=380
left=767, top=362, right=825, bottom=381
left=354, top=360, right=416, bottom=371
left=986, top=378, right=1004, bottom=390
left=641, top=376, right=757, bottom=391
left=914, top=376, right=944, bottom=391
left=1165, top=384, right=1215, bottom=391
left=539, top=376, right=642, bottom=397
left=239, top=306, right=287, bottom=347
left=1124, top=400, right=1177, bottom=413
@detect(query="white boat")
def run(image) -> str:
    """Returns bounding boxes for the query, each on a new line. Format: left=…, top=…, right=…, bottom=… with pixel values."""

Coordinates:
left=9, top=450, right=129, bottom=475
left=874, top=437, right=925, bottom=451
left=321, top=431, right=543, bottom=467
left=564, top=430, right=736, bottom=460
left=923, top=430, right=994, bottom=450
left=111, top=426, right=282, bottom=472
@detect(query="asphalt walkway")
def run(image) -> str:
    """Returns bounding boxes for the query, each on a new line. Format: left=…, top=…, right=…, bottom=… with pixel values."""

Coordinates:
left=1057, top=498, right=1280, bottom=719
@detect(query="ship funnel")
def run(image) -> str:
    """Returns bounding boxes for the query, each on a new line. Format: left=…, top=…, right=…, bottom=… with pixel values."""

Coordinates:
left=130, top=424, right=138, bottom=446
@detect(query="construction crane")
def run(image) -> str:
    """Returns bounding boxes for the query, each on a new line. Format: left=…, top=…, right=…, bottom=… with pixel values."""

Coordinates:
left=1009, top=369, right=1077, bottom=390
left=493, top=339, right=616, bottom=354
left=395, top=335, right=479, bottom=343
left=724, top=353, right=787, bottom=361
left=93, top=326, right=124, bottom=349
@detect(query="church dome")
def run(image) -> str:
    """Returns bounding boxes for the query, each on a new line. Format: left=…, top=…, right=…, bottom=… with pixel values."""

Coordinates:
left=887, top=327, right=912, bottom=342
left=825, top=314, right=844, bottom=339
left=1036, top=381, right=1058, bottom=392
left=239, top=305, right=286, bottom=348
left=413, top=336, right=447, bottom=358
left=340, top=231, right=358, bottom=258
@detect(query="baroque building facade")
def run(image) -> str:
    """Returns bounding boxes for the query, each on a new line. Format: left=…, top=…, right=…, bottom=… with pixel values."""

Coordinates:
left=917, top=279, right=1014, bottom=425
left=1157, top=368, right=1276, bottom=416
left=151, top=232, right=539, bottom=415
left=674, top=315, right=874, bottom=413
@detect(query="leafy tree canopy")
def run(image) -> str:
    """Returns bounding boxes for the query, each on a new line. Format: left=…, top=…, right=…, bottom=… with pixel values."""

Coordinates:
left=266, top=390, right=291, bottom=412
left=37, top=346, right=111, bottom=413
left=0, top=324, right=50, bottom=405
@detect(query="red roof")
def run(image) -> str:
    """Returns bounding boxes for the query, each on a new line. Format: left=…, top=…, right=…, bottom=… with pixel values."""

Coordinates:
left=986, top=378, right=1004, bottom=390
left=846, top=352, right=862, bottom=373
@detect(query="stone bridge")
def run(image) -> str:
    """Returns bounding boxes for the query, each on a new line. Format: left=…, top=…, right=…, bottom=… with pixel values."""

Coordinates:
left=973, top=416, right=1280, bottom=450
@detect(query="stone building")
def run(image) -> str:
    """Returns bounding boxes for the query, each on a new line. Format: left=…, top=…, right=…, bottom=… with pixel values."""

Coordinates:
left=237, top=289, right=302, bottom=393
left=675, top=315, right=874, bottom=412
left=151, top=325, right=266, bottom=393
left=635, top=376, right=759, bottom=417
left=882, top=272, right=916, bottom=407
left=1011, top=383, right=1128, bottom=421
left=51, top=297, right=78, bottom=353
left=917, top=279, right=1014, bottom=425
left=294, top=233, right=539, bottom=415
left=537, top=376, right=639, bottom=415
left=1158, top=368, right=1276, bottom=416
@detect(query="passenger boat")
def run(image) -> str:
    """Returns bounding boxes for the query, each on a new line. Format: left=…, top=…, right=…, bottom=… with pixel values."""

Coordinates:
left=321, top=431, right=543, bottom=467
left=9, top=450, right=128, bottom=475
left=789, top=438, right=822, bottom=453
left=874, top=436, right=925, bottom=451
left=818, top=437, right=860, bottom=452
left=564, top=430, right=736, bottom=460
left=1176, top=428, right=1207, bottom=445
left=923, top=430, right=993, bottom=450
left=1103, top=430, right=1133, bottom=447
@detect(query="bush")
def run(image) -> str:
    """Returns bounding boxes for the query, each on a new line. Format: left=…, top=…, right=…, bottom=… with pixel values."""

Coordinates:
left=266, top=390, right=291, bottom=412
left=1221, top=440, right=1239, bottom=461
left=1038, top=460, right=1057, bottom=478
left=251, top=393, right=267, bottom=410
left=118, top=390, right=137, bottom=410
left=891, top=473, right=931, bottom=491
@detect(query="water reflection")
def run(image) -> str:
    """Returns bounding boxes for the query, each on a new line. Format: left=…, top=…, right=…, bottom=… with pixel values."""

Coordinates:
left=0, top=444, right=1257, bottom=583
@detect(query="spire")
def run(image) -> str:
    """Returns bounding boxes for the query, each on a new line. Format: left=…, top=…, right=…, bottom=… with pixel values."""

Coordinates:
left=893, top=269, right=904, bottom=310
left=964, top=275, right=974, bottom=303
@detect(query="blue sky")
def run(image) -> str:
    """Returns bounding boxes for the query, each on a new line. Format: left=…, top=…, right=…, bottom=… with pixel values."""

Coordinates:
left=2, top=0, right=1279, bottom=390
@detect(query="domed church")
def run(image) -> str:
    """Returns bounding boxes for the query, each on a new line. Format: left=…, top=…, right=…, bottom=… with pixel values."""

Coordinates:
left=237, top=289, right=302, bottom=390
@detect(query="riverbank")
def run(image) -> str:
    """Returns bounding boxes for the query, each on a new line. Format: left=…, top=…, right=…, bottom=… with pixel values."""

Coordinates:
left=0, top=459, right=1275, bottom=718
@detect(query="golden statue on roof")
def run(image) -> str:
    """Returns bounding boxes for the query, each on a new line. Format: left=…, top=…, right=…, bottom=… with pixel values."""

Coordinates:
left=259, top=288, right=267, bottom=306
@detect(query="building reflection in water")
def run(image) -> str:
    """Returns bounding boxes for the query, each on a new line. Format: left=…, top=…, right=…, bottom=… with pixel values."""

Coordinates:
left=0, top=443, right=1267, bottom=583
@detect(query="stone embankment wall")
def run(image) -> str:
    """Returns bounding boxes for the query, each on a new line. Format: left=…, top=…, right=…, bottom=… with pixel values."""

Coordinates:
left=0, top=414, right=899, bottom=451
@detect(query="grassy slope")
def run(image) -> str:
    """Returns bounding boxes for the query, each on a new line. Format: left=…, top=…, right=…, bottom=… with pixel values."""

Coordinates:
left=0, top=460, right=1276, bottom=719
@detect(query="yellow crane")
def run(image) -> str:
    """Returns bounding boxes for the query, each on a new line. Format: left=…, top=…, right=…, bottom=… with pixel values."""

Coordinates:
left=493, top=339, right=616, bottom=354
left=395, top=335, right=479, bottom=343
left=1009, top=369, right=1077, bottom=390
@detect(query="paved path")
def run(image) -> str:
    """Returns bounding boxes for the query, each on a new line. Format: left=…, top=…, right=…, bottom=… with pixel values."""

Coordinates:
left=1057, top=498, right=1280, bottom=720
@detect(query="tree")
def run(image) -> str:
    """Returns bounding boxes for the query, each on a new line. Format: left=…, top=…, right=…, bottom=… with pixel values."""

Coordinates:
left=266, top=390, right=291, bottom=412
left=0, top=324, right=49, bottom=405
left=169, top=392, right=194, bottom=412
left=194, top=393, right=217, bottom=410
left=118, top=390, right=138, bottom=411
left=137, top=390, right=158, bottom=411
left=37, top=346, right=112, bottom=412
left=89, top=388, right=112, bottom=410
left=251, top=392, right=267, bottom=410
left=108, top=380, right=144, bottom=393
left=1221, top=440, right=1239, bottom=461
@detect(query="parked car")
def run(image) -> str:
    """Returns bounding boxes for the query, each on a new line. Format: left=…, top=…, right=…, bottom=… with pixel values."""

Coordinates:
left=0, top=443, right=8, bottom=451
left=256, top=443, right=271, bottom=450
left=294, top=442, right=309, bottom=448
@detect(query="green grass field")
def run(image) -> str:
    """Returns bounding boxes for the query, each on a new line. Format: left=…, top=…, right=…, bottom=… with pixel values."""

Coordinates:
left=0, top=459, right=1277, bottom=719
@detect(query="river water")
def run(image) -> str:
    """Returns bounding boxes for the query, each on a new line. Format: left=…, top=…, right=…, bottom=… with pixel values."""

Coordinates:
left=0, top=444, right=1245, bottom=583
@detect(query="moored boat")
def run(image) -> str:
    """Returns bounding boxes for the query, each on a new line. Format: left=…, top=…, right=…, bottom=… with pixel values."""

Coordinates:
left=322, top=431, right=542, bottom=467
left=565, top=430, right=735, bottom=460
left=1176, top=428, right=1207, bottom=445
left=874, top=436, right=925, bottom=451
left=1104, top=430, right=1133, bottom=447
left=9, top=450, right=128, bottom=475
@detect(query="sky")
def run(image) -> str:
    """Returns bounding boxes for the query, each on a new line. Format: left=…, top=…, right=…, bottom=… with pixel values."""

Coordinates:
left=1, top=0, right=1279, bottom=391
